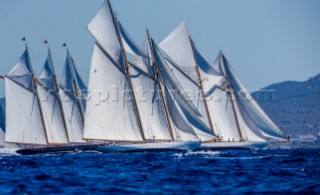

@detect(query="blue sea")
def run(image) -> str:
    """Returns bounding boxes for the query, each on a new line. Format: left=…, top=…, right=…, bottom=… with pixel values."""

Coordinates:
left=0, top=149, right=319, bottom=194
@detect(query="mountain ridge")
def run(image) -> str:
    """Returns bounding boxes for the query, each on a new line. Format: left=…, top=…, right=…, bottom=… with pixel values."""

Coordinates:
left=256, top=73, right=320, bottom=137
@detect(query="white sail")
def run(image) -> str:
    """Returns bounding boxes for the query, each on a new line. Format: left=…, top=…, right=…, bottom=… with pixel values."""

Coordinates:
left=59, top=52, right=86, bottom=143
left=84, top=45, right=143, bottom=141
left=119, top=22, right=146, bottom=58
left=222, top=53, right=286, bottom=140
left=199, top=51, right=265, bottom=142
left=134, top=36, right=153, bottom=75
left=150, top=38, right=214, bottom=141
left=164, top=86, right=199, bottom=141
left=87, top=0, right=122, bottom=65
left=5, top=49, right=47, bottom=144
left=69, top=56, right=88, bottom=111
left=159, top=21, right=197, bottom=70
left=206, top=88, right=242, bottom=141
left=37, top=50, right=68, bottom=144
left=130, top=36, right=172, bottom=140
left=158, top=22, right=215, bottom=140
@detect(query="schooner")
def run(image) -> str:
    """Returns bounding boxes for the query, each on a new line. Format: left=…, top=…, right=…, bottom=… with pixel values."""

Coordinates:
left=159, top=21, right=287, bottom=149
left=83, top=0, right=202, bottom=152
left=5, top=42, right=97, bottom=155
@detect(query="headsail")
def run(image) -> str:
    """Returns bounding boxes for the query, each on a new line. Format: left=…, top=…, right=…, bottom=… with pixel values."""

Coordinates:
left=5, top=48, right=47, bottom=144
left=83, top=44, right=143, bottom=141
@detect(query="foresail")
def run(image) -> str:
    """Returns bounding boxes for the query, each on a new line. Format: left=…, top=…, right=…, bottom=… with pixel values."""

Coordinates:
left=5, top=78, right=47, bottom=144
left=87, top=0, right=122, bottom=65
left=84, top=45, right=143, bottom=141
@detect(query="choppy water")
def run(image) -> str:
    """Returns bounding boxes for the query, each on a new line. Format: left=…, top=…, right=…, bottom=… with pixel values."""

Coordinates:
left=0, top=149, right=319, bottom=194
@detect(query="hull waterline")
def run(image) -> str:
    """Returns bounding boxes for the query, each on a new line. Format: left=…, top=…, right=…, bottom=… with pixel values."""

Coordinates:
left=199, top=141, right=268, bottom=150
left=0, top=147, right=19, bottom=155
left=96, top=141, right=201, bottom=153
left=16, top=144, right=100, bottom=155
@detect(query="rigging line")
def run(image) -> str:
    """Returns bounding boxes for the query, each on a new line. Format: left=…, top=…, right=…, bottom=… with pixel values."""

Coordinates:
left=108, top=0, right=146, bottom=141
left=189, top=36, right=216, bottom=136
left=147, top=30, right=174, bottom=141
left=26, top=45, right=50, bottom=144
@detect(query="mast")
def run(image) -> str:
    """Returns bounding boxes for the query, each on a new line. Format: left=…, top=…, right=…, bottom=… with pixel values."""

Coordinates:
left=220, top=52, right=244, bottom=141
left=146, top=30, right=175, bottom=141
left=188, top=37, right=217, bottom=136
left=109, top=0, right=145, bottom=141
left=26, top=44, right=49, bottom=144
left=47, top=45, right=70, bottom=143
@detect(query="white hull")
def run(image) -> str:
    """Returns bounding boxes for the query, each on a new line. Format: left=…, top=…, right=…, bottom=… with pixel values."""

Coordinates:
left=0, top=147, right=19, bottom=155
left=96, top=141, right=201, bottom=153
left=200, top=141, right=268, bottom=150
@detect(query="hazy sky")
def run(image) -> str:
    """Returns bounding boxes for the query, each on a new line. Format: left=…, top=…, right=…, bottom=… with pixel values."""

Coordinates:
left=0, top=0, right=319, bottom=97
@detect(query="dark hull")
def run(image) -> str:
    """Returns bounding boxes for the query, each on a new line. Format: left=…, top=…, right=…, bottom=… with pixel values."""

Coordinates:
left=16, top=144, right=100, bottom=155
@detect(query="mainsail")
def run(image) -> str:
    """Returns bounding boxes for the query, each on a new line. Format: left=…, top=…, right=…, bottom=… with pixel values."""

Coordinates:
left=85, top=0, right=145, bottom=141
left=59, top=51, right=86, bottom=143
left=37, top=48, right=69, bottom=144
left=159, top=21, right=216, bottom=141
left=84, top=44, right=143, bottom=141
left=5, top=48, right=47, bottom=144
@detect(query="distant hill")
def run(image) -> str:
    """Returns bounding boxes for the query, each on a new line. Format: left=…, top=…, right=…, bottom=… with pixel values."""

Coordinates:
left=254, top=73, right=320, bottom=137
